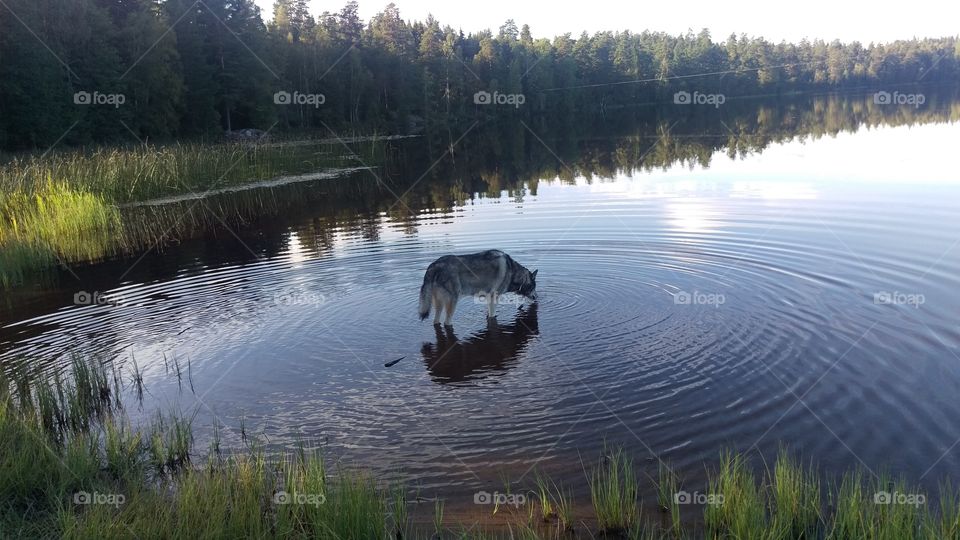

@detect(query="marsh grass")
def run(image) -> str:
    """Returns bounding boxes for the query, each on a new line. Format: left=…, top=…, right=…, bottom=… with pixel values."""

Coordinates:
left=704, top=451, right=767, bottom=537
left=6, top=355, right=117, bottom=440
left=588, top=447, right=639, bottom=534
left=655, top=461, right=681, bottom=535
left=148, top=411, right=193, bottom=474
left=433, top=497, right=445, bottom=538
left=0, top=181, right=121, bottom=288
left=930, top=481, right=960, bottom=539
left=533, top=471, right=554, bottom=521
left=2, top=358, right=391, bottom=540
left=769, top=449, right=821, bottom=537
left=4, top=361, right=960, bottom=539
left=391, top=482, right=410, bottom=539
left=551, top=482, right=574, bottom=533
left=0, top=182, right=120, bottom=249
left=840, top=472, right=925, bottom=540
left=0, top=240, right=57, bottom=288
left=508, top=522, right=543, bottom=540
left=0, top=140, right=382, bottom=288
left=0, top=143, right=362, bottom=204
left=128, top=357, right=144, bottom=404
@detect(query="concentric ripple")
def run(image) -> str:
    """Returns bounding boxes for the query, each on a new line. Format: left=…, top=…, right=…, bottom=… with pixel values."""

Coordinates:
left=2, top=123, right=960, bottom=496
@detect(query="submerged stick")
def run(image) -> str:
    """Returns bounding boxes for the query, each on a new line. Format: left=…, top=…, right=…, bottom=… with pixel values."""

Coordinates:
left=384, top=357, right=404, bottom=368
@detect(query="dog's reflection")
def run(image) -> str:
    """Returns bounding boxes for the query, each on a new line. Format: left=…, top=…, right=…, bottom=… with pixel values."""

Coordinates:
left=421, top=303, right=539, bottom=383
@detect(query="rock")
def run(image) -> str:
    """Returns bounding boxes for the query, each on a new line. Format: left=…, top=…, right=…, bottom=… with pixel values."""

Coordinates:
left=224, top=128, right=269, bottom=142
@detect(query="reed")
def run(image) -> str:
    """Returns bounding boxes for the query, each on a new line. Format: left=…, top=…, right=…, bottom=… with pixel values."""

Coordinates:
left=0, top=140, right=382, bottom=288
left=703, top=451, right=767, bottom=538
left=391, top=482, right=410, bottom=539
left=552, top=483, right=575, bottom=533
left=0, top=142, right=361, bottom=204
left=769, top=449, right=821, bottom=537
left=656, top=460, right=681, bottom=535
left=533, top=470, right=554, bottom=521
left=3, top=360, right=959, bottom=539
left=588, top=446, right=639, bottom=534
left=148, top=410, right=193, bottom=474
left=0, top=182, right=120, bottom=287
left=433, top=497, right=445, bottom=538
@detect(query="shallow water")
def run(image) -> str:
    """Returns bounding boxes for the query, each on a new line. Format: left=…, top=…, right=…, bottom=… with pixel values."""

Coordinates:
left=2, top=96, right=960, bottom=510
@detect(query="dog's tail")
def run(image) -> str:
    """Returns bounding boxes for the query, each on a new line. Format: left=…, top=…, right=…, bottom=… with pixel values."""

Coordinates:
left=418, top=278, right=433, bottom=321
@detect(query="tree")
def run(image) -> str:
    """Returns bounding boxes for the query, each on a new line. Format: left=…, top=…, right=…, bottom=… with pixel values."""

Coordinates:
left=1, top=0, right=958, bottom=150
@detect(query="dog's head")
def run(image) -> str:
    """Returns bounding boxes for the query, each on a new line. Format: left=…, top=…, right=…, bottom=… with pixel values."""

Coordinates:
left=515, top=268, right=538, bottom=298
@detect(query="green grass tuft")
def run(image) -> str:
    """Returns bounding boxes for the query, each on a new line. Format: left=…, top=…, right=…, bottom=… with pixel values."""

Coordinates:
left=588, top=446, right=639, bottom=534
left=3, top=362, right=959, bottom=539
left=770, top=448, right=821, bottom=537
left=704, top=451, right=767, bottom=538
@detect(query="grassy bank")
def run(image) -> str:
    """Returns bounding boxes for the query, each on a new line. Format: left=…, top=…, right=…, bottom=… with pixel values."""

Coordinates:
left=2, top=358, right=959, bottom=539
left=0, top=182, right=121, bottom=287
left=0, top=141, right=377, bottom=287
left=0, top=141, right=366, bottom=203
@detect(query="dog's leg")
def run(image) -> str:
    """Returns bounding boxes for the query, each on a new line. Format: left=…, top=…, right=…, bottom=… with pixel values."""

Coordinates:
left=432, top=294, right=442, bottom=326
left=487, top=292, right=496, bottom=318
left=444, top=298, right=457, bottom=326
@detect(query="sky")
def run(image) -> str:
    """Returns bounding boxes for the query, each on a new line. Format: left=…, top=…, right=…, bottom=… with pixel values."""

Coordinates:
left=253, top=0, right=960, bottom=44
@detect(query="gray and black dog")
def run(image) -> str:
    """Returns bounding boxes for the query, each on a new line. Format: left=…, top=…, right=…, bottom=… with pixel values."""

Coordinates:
left=418, top=250, right=538, bottom=326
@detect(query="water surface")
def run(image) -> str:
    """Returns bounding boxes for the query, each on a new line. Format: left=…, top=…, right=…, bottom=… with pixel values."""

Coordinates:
left=2, top=95, right=960, bottom=513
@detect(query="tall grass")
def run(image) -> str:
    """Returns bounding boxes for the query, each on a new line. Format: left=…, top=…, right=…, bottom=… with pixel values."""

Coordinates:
left=588, top=446, right=639, bottom=534
left=533, top=471, right=554, bottom=521
left=148, top=411, right=193, bottom=474
left=656, top=460, right=681, bottom=535
left=928, top=482, right=960, bottom=539
left=433, top=497, right=445, bottom=538
left=703, top=451, right=767, bottom=537
left=0, top=181, right=119, bottom=247
left=391, top=482, right=410, bottom=538
left=0, top=140, right=381, bottom=287
left=1, top=358, right=391, bottom=540
left=0, top=240, right=58, bottom=288
left=551, top=482, right=574, bottom=534
left=0, top=182, right=120, bottom=287
left=769, top=448, right=821, bottom=537
left=5, top=360, right=960, bottom=538
left=0, top=142, right=361, bottom=204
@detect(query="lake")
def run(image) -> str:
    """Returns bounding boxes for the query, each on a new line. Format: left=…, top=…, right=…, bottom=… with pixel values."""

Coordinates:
left=2, top=92, right=959, bottom=520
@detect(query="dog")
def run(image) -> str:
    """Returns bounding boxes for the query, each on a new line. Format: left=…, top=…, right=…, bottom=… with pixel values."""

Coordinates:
left=418, top=250, right=537, bottom=326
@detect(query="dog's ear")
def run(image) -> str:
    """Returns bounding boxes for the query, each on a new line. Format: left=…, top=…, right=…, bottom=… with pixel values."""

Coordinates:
left=531, top=269, right=538, bottom=279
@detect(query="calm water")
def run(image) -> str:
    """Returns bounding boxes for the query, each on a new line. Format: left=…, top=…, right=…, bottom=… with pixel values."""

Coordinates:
left=2, top=95, right=960, bottom=512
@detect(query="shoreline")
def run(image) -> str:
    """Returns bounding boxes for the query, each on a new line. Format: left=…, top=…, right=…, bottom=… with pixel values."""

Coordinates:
left=1, top=357, right=955, bottom=539
left=119, top=166, right=374, bottom=208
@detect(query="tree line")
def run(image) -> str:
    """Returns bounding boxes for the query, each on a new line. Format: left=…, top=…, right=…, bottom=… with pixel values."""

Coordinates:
left=94, top=90, right=960, bottom=268
left=0, top=0, right=958, bottom=150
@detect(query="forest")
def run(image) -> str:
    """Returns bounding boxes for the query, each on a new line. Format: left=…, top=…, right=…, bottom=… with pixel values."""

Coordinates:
left=0, top=0, right=958, bottom=150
